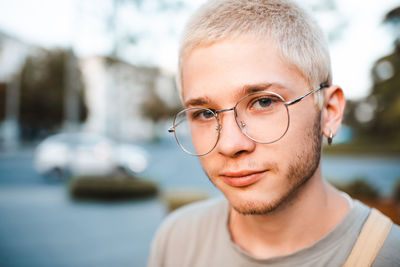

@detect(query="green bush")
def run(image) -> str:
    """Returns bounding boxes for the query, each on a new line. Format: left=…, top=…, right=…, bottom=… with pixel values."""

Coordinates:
left=162, top=189, right=209, bottom=212
left=394, top=178, right=400, bottom=202
left=69, top=175, right=158, bottom=201
left=330, top=178, right=379, bottom=200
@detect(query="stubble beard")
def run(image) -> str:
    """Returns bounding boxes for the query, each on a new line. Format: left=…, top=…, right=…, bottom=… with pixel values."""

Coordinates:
left=228, top=113, right=323, bottom=215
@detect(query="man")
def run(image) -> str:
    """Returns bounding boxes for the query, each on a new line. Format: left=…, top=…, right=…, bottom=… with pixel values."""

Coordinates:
left=148, top=0, right=400, bottom=266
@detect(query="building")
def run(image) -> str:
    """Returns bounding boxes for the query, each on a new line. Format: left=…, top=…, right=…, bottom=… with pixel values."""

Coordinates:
left=80, top=56, right=179, bottom=142
left=0, top=32, right=179, bottom=148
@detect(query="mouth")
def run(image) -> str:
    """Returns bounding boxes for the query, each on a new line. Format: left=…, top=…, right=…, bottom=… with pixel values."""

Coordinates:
left=220, top=170, right=267, bottom=187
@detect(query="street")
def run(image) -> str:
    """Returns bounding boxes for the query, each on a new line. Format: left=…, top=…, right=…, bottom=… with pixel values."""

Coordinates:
left=0, top=148, right=165, bottom=267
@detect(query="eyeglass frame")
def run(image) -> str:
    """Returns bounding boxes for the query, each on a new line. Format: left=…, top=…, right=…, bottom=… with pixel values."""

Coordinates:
left=168, top=82, right=329, bottom=156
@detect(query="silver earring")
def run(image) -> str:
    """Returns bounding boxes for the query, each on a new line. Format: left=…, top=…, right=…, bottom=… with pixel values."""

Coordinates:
left=328, top=130, right=333, bottom=145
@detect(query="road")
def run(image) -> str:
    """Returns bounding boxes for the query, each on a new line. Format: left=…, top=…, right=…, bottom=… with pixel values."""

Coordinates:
left=0, top=148, right=165, bottom=267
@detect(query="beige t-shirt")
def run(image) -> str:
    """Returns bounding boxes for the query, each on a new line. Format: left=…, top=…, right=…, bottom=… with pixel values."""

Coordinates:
left=148, top=198, right=400, bottom=267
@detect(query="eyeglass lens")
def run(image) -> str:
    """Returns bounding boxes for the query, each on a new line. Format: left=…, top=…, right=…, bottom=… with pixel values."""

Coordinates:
left=174, top=108, right=219, bottom=155
left=172, top=92, right=289, bottom=156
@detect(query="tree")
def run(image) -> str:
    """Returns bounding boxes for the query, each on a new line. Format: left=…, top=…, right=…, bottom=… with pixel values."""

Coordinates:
left=343, top=6, right=400, bottom=145
left=19, top=49, right=87, bottom=140
left=0, top=82, right=6, bottom=121
left=141, top=91, right=181, bottom=124
left=368, top=46, right=400, bottom=139
left=105, top=0, right=187, bottom=60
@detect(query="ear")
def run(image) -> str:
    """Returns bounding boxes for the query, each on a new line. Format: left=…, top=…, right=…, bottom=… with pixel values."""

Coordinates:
left=321, top=85, right=346, bottom=139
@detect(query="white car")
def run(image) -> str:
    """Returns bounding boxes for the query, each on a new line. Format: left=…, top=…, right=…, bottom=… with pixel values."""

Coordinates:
left=34, top=132, right=148, bottom=179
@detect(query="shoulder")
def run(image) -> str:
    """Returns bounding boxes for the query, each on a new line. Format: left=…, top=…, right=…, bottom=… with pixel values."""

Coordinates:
left=353, top=200, right=400, bottom=266
left=164, top=196, right=227, bottom=227
left=375, top=222, right=400, bottom=266
left=148, top=197, right=228, bottom=266
left=156, top=197, right=227, bottom=239
left=353, top=201, right=400, bottom=265
left=344, top=200, right=400, bottom=266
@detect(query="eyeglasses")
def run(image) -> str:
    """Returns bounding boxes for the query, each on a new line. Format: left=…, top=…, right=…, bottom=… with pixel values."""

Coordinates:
left=169, top=83, right=329, bottom=156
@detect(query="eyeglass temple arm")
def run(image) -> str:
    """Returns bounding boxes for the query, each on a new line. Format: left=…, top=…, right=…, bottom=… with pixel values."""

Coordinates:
left=286, top=83, right=329, bottom=106
left=168, top=119, right=186, bottom=133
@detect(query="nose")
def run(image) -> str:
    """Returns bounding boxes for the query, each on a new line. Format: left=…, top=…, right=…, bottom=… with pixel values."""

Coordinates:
left=216, top=111, right=256, bottom=157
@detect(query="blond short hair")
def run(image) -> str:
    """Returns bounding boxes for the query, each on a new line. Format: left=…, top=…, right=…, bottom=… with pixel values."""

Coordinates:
left=177, top=0, right=331, bottom=99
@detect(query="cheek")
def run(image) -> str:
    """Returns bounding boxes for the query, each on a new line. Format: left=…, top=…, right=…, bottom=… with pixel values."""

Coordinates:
left=262, top=115, right=316, bottom=172
left=286, top=107, right=319, bottom=142
left=198, top=154, right=217, bottom=177
left=282, top=111, right=322, bottom=168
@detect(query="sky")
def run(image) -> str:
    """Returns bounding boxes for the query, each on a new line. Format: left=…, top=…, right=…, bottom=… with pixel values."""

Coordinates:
left=0, top=0, right=398, bottom=100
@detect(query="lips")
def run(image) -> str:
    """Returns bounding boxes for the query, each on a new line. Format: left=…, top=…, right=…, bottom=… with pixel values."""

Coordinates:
left=220, top=170, right=266, bottom=187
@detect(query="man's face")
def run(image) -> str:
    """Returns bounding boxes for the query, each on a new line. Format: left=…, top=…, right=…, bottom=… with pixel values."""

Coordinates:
left=181, top=36, right=323, bottom=214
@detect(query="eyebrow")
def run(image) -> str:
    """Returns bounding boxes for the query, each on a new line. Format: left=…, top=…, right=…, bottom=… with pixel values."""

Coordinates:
left=184, top=82, right=290, bottom=107
left=184, top=96, right=212, bottom=107
left=241, top=83, right=273, bottom=95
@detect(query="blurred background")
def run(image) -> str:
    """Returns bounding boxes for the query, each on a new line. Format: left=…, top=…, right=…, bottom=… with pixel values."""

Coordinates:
left=0, top=0, right=399, bottom=266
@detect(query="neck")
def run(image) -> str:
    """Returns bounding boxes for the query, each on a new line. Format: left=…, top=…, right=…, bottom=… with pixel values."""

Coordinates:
left=228, top=166, right=350, bottom=258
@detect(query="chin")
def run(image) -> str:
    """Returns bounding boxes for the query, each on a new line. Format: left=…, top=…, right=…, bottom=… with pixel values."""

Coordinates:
left=218, top=167, right=314, bottom=216
left=213, top=177, right=286, bottom=215
left=226, top=189, right=288, bottom=215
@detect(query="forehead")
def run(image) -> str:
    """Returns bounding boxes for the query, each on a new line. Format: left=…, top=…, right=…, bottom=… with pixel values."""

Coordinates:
left=180, top=36, right=308, bottom=106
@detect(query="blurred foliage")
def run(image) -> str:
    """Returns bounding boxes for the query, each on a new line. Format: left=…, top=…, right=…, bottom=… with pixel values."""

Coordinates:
left=344, top=45, right=400, bottom=140
left=308, top=0, right=348, bottom=43
left=394, top=179, right=400, bottom=202
left=114, top=0, right=186, bottom=12
left=330, top=179, right=379, bottom=201
left=162, top=189, right=209, bottom=213
left=331, top=177, right=400, bottom=224
left=0, top=82, right=5, bottom=121
left=69, top=175, right=158, bottom=201
left=385, top=6, right=400, bottom=25
left=19, top=49, right=87, bottom=141
left=108, top=0, right=187, bottom=58
left=341, top=6, right=400, bottom=153
left=141, top=91, right=181, bottom=123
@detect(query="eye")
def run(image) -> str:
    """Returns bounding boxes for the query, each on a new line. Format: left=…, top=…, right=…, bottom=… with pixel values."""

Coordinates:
left=250, top=96, right=277, bottom=110
left=191, top=109, right=215, bottom=120
left=256, top=98, right=272, bottom=108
